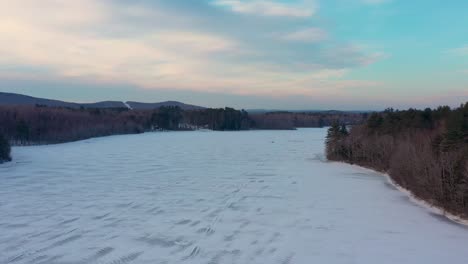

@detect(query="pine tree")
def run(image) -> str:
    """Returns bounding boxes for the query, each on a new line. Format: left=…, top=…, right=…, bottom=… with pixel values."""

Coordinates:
left=367, top=113, right=383, bottom=130
left=326, top=122, right=341, bottom=145
left=340, top=124, right=348, bottom=136
left=16, top=120, right=30, bottom=144
left=0, top=134, right=11, bottom=163
left=326, top=122, right=349, bottom=160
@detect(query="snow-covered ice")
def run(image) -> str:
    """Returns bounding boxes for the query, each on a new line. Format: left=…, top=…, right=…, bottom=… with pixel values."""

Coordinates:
left=1, top=129, right=468, bottom=264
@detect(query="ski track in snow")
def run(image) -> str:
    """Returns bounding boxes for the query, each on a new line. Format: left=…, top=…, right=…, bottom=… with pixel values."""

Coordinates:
left=1, top=129, right=468, bottom=264
left=122, top=102, right=132, bottom=110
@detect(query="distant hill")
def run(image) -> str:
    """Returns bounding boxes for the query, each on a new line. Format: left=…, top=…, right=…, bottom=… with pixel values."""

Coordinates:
left=0, top=92, right=82, bottom=108
left=0, top=92, right=204, bottom=110
left=126, top=101, right=205, bottom=110
left=0, top=92, right=126, bottom=108
left=247, top=109, right=372, bottom=114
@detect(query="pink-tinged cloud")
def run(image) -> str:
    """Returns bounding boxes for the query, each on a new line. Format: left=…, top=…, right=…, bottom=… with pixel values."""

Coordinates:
left=0, top=0, right=384, bottom=99
left=282, top=28, right=328, bottom=43
left=212, top=0, right=315, bottom=17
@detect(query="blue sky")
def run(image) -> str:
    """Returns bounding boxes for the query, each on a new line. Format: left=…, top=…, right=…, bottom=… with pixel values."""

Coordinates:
left=0, top=0, right=466, bottom=110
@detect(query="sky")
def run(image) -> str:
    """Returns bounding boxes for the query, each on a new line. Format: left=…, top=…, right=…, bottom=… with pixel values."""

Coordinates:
left=0, top=0, right=467, bottom=110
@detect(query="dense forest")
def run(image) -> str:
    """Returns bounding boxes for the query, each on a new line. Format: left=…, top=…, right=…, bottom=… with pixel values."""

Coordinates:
left=0, top=105, right=149, bottom=145
left=326, top=103, right=468, bottom=218
left=0, top=105, right=254, bottom=146
left=250, top=111, right=366, bottom=130
left=0, top=104, right=364, bottom=147
left=156, top=106, right=252, bottom=131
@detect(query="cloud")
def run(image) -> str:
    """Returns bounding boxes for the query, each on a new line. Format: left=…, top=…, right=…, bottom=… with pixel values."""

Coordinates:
left=448, top=45, right=468, bottom=56
left=0, top=1, right=241, bottom=89
left=0, top=0, right=382, bottom=98
left=362, top=0, right=390, bottom=5
left=282, top=28, right=328, bottom=43
left=212, top=0, right=315, bottom=17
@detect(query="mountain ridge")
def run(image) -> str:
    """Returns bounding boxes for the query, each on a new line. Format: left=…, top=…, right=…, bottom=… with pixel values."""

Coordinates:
left=0, top=92, right=204, bottom=110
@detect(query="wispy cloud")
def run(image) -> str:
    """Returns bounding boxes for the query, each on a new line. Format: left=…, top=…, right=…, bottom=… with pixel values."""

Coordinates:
left=0, top=0, right=383, bottom=98
left=448, top=45, right=468, bottom=56
left=362, top=0, right=390, bottom=5
left=212, top=0, right=315, bottom=17
left=282, top=28, right=327, bottom=43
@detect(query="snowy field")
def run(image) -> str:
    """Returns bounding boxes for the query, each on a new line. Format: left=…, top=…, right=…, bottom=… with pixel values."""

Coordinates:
left=1, top=128, right=468, bottom=264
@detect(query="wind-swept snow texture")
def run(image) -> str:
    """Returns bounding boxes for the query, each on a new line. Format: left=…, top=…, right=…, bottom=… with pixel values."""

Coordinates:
left=1, top=129, right=468, bottom=264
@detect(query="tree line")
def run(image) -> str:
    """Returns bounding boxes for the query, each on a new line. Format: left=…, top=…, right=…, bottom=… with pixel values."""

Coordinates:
left=250, top=111, right=366, bottom=130
left=0, top=105, right=149, bottom=146
left=153, top=106, right=252, bottom=131
left=0, top=105, right=254, bottom=146
left=326, top=103, right=468, bottom=217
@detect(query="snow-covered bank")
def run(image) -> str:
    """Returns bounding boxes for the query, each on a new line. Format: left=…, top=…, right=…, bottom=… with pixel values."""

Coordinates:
left=332, top=163, right=468, bottom=227
left=384, top=174, right=468, bottom=226
left=1, top=129, right=468, bottom=264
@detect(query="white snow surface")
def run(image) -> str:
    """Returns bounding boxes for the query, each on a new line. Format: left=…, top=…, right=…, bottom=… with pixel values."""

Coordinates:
left=122, top=102, right=133, bottom=110
left=1, top=128, right=468, bottom=264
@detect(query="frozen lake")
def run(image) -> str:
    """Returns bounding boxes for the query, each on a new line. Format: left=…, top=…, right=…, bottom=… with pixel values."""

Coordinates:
left=1, top=129, right=468, bottom=264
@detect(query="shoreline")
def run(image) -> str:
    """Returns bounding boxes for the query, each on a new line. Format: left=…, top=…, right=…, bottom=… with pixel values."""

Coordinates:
left=337, top=161, right=468, bottom=227
left=383, top=174, right=468, bottom=227
left=8, top=128, right=308, bottom=148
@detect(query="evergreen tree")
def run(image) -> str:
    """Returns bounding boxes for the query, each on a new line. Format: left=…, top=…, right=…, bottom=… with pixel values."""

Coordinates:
left=0, top=134, right=11, bottom=163
left=16, top=120, right=30, bottom=144
left=326, top=122, right=341, bottom=144
left=340, top=124, right=348, bottom=136
left=367, top=113, right=383, bottom=130
left=326, top=122, right=349, bottom=160
left=151, top=106, right=182, bottom=130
